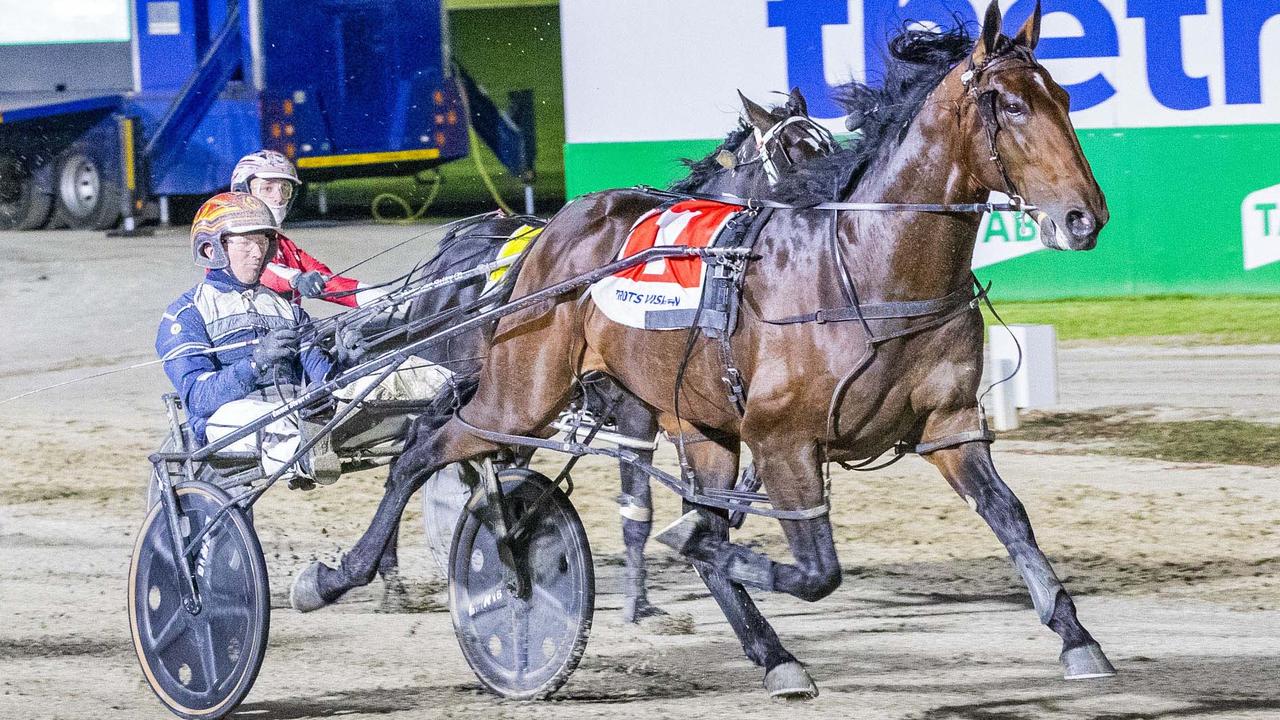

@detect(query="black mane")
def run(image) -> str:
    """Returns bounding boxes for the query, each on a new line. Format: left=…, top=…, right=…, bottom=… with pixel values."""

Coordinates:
left=773, top=25, right=978, bottom=206
left=667, top=121, right=754, bottom=194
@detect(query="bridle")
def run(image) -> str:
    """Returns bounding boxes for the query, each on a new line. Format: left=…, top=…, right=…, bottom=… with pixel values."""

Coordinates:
left=749, top=114, right=837, bottom=186
left=955, top=47, right=1080, bottom=250
left=960, top=49, right=1040, bottom=208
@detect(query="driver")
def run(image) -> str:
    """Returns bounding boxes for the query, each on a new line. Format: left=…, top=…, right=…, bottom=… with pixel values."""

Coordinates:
left=155, top=192, right=339, bottom=484
left=230, top=149, right=386, bottom=307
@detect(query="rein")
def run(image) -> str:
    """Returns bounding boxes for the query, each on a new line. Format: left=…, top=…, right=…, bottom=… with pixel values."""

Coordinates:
left=636, top=185, right=1034, bottom=216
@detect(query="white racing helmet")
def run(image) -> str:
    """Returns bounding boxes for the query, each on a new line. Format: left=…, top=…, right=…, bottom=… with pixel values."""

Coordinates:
left=230, top=149, right=300, bottom=224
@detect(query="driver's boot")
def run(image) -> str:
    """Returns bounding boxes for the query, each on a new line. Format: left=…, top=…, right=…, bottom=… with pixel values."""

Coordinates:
left=301, top=420, right=342, bottom=485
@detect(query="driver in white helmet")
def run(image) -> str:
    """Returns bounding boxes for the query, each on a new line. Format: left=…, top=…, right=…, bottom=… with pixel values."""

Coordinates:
left=230, top=149, right=385, bottom=308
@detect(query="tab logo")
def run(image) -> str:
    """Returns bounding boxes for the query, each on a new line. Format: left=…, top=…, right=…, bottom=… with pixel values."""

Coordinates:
left=972, top=192, right=1043, bottom=270
left=1243, top=183, right=1280, bottom=270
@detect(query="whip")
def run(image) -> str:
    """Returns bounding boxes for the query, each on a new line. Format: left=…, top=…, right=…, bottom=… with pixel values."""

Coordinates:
left=0, top=340, right=260, bottom=406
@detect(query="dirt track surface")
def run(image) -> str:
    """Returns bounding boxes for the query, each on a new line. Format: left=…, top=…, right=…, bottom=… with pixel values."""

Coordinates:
left=2, top=226, right=1278, bottom=720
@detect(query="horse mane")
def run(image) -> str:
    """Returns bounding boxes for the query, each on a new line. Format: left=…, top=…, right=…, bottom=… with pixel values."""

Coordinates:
left=773, top=25, right=980, bottom=206
left=668, top=122, right=753, bottom=193
left=667, top=93, right=806, bottom=194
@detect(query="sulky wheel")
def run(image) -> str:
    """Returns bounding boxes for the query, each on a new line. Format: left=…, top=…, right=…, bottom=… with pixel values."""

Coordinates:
left=128, top=481, right=269, bottom=720
left=448, top=468, right=594, bottom=700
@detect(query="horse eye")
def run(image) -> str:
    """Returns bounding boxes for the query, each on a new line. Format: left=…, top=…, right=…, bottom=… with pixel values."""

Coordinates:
left=1002, top=100, right=1027, bottom=116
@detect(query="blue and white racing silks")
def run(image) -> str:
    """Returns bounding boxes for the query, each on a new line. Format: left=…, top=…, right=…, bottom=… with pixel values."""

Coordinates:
left=156, top=268, right=333, bottom=442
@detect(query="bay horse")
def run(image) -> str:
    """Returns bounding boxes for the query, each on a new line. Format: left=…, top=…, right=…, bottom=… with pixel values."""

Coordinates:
left=361, top=88, right=835, bottom=622
left=300, top=1, right=1116, bottom=697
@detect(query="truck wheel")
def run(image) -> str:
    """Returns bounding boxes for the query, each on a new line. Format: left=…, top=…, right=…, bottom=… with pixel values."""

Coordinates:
left=50, top=144, right=121, bottom=230
left=0, top=154, right=54, bottom=230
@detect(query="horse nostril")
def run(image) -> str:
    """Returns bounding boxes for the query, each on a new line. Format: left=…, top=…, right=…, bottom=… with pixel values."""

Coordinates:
left=1066, top=210, right=1095, bottom=239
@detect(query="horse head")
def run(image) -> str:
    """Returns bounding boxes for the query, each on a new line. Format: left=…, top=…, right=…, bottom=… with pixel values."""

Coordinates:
left=734, top=88, right=836, bottom=187
left=957, top=0, right=1108, bottom=250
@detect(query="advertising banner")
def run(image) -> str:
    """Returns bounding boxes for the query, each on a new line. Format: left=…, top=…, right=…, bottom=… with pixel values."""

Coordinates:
left=562, top=0, right=1280, bottom=298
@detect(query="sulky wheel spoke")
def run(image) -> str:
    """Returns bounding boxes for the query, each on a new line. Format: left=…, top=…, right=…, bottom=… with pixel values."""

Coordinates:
left=200, top=621, right=222, bottom=691
left=146, top=528, right=175, bottom=565
left=149, top=607, right=190, bottom=654
left=510, top=599, right=530, bottom=680
left=204, top=581, right=250, bottom=607
left=531, top=584, right=569, bottom=617
left=206, top=601, right=253, bottom=625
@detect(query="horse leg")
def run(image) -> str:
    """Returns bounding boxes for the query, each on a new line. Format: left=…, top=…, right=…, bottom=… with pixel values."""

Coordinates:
left=376, top=517, right=409, bottom=610
left=657, top=438, right=818, bottom=698
left=926, top=440, right=1116, bottom=679
left=607, top=389, right=663, bottom=622
left=657, top=440, right=841, bottom=603
left=290, top=417, right=494, bottom=611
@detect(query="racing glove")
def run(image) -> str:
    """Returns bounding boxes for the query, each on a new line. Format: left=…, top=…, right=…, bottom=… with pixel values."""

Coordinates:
left=291, top=270, right=328, bottom=299
left=251, top=328, right=300, bottom=373
left=334, top=321, right=368, bottom=366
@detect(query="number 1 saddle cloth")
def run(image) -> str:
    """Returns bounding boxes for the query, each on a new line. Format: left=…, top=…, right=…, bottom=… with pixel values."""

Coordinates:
left=589, top=198, right=751, bottom=331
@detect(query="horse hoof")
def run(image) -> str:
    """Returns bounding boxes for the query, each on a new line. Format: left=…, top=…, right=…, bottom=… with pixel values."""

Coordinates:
left=289, top=562, right=330, bottom=613
left=1061, top=643, right=1116, bottom=680
left=621, top=597, right=659, bottom=624
left=654, top=511, right=706, bottom=555
left=764, top=661, right=818, bottom=700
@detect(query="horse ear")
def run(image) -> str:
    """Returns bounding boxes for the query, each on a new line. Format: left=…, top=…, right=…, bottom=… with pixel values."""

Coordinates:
left=787, top=86, right=808, bottom=116
left=976, top=0, right=1003, bottom=60
left=1014, top=0, right=1041, bottom=51
left=738, top=90, right=776, bottom=131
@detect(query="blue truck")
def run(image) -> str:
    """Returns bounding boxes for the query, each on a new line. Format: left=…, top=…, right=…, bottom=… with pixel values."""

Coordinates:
left=0, top=0, right=533, bottom=231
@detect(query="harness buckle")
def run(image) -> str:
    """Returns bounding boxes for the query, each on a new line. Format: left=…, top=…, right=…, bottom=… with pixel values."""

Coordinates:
left=722, top=367, right=747, bottom=413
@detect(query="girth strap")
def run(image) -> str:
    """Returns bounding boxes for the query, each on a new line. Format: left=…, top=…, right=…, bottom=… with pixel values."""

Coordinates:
left=764, top=285, right=981, bottom=325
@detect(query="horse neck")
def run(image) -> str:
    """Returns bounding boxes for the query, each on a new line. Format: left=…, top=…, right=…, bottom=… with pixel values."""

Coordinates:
left=843, top=88, right=985, bottom=300
left=700, top=139, right=771, bottom=197
left=699, top=166, right=767, bottom=198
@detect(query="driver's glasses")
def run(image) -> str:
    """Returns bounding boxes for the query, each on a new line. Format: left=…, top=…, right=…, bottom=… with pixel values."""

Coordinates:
left=224, top=233, right=272, bottom=253
left=249, top=177, right=295, bottom=206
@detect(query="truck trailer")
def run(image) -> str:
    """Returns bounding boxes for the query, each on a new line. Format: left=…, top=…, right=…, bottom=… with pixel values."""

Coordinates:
left=0, top=0, right=533, bottom=231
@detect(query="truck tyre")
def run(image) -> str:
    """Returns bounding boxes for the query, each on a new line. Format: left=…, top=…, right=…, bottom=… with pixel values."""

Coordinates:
left=0, top=154, right=54, bottom=230
left=49, top=143, right=121, bottom=230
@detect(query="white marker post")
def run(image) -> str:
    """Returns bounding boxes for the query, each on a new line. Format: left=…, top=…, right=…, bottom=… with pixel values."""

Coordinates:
left=988, top=324, right=1059, bottom=429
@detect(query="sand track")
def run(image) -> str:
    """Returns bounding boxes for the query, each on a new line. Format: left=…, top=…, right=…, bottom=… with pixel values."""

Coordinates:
left=2, top=226, right=1276, bottom=719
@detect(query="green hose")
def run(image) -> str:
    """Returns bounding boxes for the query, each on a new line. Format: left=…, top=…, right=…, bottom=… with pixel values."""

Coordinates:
left=371, top=69, right=519, bottom=223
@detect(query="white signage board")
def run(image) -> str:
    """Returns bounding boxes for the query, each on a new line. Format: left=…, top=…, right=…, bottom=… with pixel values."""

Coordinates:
left=0, top=1, right=131, bottom=45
